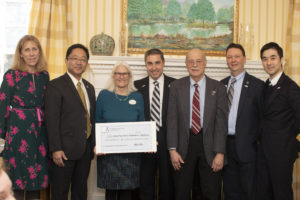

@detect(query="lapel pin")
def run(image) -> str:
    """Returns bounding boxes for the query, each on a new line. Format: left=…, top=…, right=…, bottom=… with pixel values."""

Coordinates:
left=277, top=86, right=281, bottom=90
left=225, top=85, right=228, bottom=88
left=244, top=85, right=248, bottom=88
left=142, top=84, right=146, bottom=88
left=211, top=90, right=216, bottom=96
left=86, top=85, right=89, bottom=89
left=168, top=84, right=171, bottom=87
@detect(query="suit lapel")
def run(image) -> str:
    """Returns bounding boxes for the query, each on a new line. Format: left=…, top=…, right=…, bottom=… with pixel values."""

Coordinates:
left=82, top=79, right=94, bottom=114
left=140, top=77, right=151, bottom=120
left=162, top=75, right=172, bottom=124
left=236, top=73, right=250, bottom=119
left=203, top=76, right=213, bottom=135
left=64, top=73, right=87, bottom=112
left=265, top=73, right=285, bottom=110
left=180, top=77, right=190, bottom=131
left=222, top=76, right=230, bottom=88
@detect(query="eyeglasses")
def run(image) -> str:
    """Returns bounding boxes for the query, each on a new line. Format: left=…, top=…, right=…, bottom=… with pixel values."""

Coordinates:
left=114, top=72, right=130, bottom=77
left=186, top=60, right=204, bottom=66
left=68, top=57, right=88, bottom=63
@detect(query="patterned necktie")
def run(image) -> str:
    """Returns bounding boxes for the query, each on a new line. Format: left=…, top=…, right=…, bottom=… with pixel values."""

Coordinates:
left=77, top=82, right=91, bottom=138
left=151, top=81, right=161, bottom=132
left=227, top=78, right=236, bottom=111
left=192, top=83, right=201, bottom=134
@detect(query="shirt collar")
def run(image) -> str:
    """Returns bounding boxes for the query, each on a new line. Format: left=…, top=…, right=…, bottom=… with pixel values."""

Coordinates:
left=230, top=70, right=245, bottom=82
left=149, top=74, right=164, bottom=85
left=190, top=75, right=206, bottom=87
left=67, top=71, right=83, bottom=86
left=269, top=71, right=283, bottom=86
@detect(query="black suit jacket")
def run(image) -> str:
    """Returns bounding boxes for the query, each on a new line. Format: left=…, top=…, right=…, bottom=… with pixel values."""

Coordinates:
left=221, top=72, right=264, bottom=162
left=134, top=74, right=176, bottom=143
left=261, top=73, right=300, bottom=162
left=45, top=73, right=96, bottom=160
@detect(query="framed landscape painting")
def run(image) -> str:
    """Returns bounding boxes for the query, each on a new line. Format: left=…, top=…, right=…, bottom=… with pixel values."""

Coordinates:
left=121, top=0, right=239, bottom=56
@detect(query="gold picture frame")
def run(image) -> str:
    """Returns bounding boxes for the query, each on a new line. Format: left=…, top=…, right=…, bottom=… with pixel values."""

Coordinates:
left=121, top=0, right=239, bottom=56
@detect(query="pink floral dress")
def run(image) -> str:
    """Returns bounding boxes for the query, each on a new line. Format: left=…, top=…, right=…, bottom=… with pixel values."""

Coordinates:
left=0, top=69, right=49, bottom=190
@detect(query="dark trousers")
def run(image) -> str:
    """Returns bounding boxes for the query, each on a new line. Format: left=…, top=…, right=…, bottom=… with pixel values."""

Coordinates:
left=256, top=145, right=294, bottom=200
left=173, top=131, right=222, bottom=200
left=139, top=132, right=174, bottom=200
left=223, top=136, right=255, bottom=200
left=106, top=189, right=138, bottom=200
left=50, top=138, right=93, bottom=200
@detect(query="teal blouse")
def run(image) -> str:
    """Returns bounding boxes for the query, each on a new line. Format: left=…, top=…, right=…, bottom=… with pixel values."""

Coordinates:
left=95, top=89, right=145, bottom=190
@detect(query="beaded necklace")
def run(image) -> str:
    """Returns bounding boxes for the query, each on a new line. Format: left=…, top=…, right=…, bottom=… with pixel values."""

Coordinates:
left=114, top=91, right=129, bottom=102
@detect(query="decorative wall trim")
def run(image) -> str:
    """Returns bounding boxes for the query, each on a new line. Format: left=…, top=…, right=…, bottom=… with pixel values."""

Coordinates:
left=86, top=56, right=268, bottom=94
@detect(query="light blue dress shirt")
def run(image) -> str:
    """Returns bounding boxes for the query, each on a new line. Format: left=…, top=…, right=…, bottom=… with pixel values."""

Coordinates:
left=227, top=71, right=245, bottom=135
left=189, top=76, right=206, bottom=128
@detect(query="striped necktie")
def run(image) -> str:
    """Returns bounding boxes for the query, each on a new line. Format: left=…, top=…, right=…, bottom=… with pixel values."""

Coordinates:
left=192, top=83, right=201, bottom=134
left=77, top=82, right=91, bottom=138
left=227, top=78, right=236, bottom=111
left=151, top=81, right=161, bottom=132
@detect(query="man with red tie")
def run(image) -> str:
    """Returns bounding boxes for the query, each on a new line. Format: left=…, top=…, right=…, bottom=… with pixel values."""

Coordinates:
left=167, top=48, right=228, bottom=200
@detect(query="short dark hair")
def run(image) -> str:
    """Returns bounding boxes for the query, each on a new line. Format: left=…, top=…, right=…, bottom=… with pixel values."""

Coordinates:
left=144, top=48, right=165, bottom=62
left=226, top=43, right=246, bottom=56
left=260, top=42, right=283, bottom=59
left=66, top=43, right=90, bottom=60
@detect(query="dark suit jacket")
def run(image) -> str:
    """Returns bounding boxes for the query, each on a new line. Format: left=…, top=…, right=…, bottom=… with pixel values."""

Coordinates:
left=45, top=73, right=96, bottom=160
left=134, top=74, right=176, bottom=141
left=221, top=72, right=264, bottom=162
left=167, top=75, right=228, bottom=166
left=261, top=73, right=300, bottom=162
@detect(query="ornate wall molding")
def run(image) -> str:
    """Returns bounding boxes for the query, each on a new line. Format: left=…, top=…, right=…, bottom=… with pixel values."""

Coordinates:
left=86, top=56, right=268, bottom=94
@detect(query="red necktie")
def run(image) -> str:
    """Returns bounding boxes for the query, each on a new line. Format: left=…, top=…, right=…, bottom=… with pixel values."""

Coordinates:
left=192, top=84, right=201, bottom=134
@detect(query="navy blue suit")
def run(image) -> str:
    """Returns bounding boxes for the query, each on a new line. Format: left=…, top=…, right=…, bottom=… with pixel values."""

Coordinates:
left=221, top=72, right=264, bottom=200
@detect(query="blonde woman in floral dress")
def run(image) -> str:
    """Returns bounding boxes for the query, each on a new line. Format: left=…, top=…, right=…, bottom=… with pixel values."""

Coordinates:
left=0, top=35, right=49, bottom=200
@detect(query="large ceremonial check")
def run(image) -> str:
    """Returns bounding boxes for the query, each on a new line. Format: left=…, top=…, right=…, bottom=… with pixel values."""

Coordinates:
left=96, top=121, right=156, bottom=154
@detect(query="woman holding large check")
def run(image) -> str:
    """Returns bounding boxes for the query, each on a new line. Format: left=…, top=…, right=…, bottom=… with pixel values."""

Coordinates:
left=95, top=61, right=145, bottom=200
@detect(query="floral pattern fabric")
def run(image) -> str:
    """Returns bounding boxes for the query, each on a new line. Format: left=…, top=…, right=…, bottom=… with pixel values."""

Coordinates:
left=0, top=69, right=49, bottom=190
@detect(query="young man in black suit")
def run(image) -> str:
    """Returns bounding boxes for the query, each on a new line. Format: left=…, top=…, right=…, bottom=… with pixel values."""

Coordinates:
left=221, top=43, right=264, bottom=200
left=45, top=44, right=96, bottom=200
left=134, top=48, right=175, bottom=200
left=257, top=42, right=300, bottom=200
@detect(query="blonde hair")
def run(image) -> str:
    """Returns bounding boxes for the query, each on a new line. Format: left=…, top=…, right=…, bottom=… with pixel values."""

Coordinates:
left=11, top=35, right=47, bottom=72
left=106, top=61, right=137, bottom=94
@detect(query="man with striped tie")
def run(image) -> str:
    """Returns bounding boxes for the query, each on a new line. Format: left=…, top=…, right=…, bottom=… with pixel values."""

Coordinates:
left=167, top=48, right=228, bottom=200
left=134, top=49, right=176, bottom=200
left=221, top=43, right=264, bottom=200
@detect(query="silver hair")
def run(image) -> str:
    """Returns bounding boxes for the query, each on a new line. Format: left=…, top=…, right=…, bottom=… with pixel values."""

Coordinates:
left=106, top=61, right=137, bottom=93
